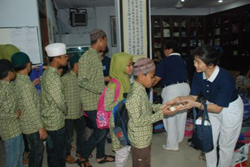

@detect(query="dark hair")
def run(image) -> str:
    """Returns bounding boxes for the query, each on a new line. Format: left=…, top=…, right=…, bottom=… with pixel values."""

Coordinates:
left=191, top=45, right=220, bottom=66
left=104, top=46, right=109, bottom=54
left=91, top=36, right=106, bottom=45
left=13, top=64, right=28, bottom=72
left=48, top=57, right=55, bottom=62
left=0, top=59, right=13, bottom=79
left=163, top=39, right=180, bottom=53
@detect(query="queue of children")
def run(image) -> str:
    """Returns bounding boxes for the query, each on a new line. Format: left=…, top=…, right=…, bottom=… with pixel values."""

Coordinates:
left=0, top=28, right=244, bottom=167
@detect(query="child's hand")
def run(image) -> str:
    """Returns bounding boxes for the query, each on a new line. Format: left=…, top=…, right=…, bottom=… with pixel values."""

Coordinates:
left=39, top=128, right=47, bottom=140
left=33, top=78, right=40, bottom=86
left=16, top=110, right=21, bottom=119
left=161, top=104, right=179, bottom=115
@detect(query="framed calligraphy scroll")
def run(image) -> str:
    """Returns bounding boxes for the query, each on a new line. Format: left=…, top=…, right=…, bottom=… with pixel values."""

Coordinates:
left=120, top=0, right=150, bottom=60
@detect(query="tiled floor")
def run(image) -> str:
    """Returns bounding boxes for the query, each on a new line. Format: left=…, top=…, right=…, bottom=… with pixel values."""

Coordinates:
left=0, top=132, right=206, bottom=167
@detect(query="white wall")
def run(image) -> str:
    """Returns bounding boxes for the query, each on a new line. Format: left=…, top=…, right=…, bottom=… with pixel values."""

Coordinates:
left=0, top=0, right=43, bottom=59
left=0, top=0, right=40, bottom=27
left=46, top=0, right=59, bottom=43
left=96, top=7, right=117, bottom=57
left=57, top=6, right=116, bottom=57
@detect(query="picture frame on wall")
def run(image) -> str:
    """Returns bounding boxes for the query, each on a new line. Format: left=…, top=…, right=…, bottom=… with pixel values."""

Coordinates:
left=110, top=16, right=117, bottom=47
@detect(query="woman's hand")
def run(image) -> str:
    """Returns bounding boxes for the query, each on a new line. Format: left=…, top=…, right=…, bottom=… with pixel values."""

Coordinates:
left=181, top=99, right=198, bottom=110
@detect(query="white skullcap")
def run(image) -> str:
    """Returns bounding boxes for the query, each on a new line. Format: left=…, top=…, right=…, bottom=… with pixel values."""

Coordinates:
left=45, top=43, right=66, bottom=57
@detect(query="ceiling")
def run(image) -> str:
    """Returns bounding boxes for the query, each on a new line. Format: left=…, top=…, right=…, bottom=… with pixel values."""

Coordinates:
left=54, top=0, right=241, bottom=9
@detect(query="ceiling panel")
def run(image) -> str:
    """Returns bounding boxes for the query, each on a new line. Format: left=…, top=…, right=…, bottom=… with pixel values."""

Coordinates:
left=53, top=0, right=242, bottom=9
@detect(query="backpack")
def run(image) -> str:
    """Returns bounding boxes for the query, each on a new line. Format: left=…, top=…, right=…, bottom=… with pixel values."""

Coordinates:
left=96, top=78, right=120, bottom=129
left=113, top=98, right=130, bottom=146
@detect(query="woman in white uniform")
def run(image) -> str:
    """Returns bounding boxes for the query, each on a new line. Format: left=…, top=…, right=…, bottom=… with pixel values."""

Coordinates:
left=170, top=45, right=243, bottom=167
left=154, top=39, right=190, bottom=151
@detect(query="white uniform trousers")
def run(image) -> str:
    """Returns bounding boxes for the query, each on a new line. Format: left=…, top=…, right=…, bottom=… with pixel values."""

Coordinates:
left=205, top=96, right=243, bottom=167
left=161, top=83, right=190, bottom=149
left=115, top=145, right=131, bottom=167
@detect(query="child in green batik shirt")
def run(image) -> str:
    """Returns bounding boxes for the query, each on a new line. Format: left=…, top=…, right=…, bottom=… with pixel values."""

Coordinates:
left=126, top=58, right=176, bottom=167
left=11, top=52, right=47, bottom=167
left=0, top=59, right=23, bottom=167
left=42, top=43, right=68, bottom=167
left=61, top=55, right=86, bottom=164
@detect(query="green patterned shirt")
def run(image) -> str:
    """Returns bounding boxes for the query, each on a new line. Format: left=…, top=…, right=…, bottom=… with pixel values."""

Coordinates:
left=62, top=71, right=82, bottom=119
left=0, top=81, right=21, bottom=140
left=41, top=66, right=67, bottom=131
left=78, top=47, right=105, bottom=111
left=126, top=81, right=163, bottom=149
left=14, top=74, right=43, bottom=134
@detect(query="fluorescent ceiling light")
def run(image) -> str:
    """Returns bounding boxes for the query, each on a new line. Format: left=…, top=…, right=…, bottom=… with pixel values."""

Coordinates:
left=218, top=0, right=223, bottom=3
left=181, top=0, right=185, bottom=2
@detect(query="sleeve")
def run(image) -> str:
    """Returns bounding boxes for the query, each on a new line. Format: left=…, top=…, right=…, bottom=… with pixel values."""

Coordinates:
left=104, top=85, right=119, bottom=111
left=155, top=60, right=165, bottom=78
left=61, top=76, right=67, bottom=96
left=78, top=57, right=105, bottom=94
left=190, top=72, right=201, bottom=96
left=214, top=76, right=235, bottom=107
left=0, top=89, right=18, bottom=119
left=126, top=95, right=163, bottom=127
left=19, top=84, right=44, bottom=130
left=47, top=77, right=68, bottom=115
left=151, top=103, right=162, bottom=112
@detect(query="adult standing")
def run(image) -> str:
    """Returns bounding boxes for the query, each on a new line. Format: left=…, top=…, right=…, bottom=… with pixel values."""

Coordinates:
left=42, top=43, right=68, bottom=167
left=101, top=46, right=111, bottom=85
left=170, top=45, right=243, bottom=167
left=153, top=39, right=190, bottom=151
left=78, top=29, right=115, bottom=167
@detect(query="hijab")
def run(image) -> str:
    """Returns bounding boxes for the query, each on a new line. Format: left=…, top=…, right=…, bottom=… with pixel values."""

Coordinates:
left=109, top=52, right=133, bottom=101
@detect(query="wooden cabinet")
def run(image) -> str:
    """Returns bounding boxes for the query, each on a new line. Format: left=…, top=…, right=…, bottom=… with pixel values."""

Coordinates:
left=206, top=4, right=250, bottom=74
left=151, top=4, right=250, bottom=74
left=151, top=16, right=206, bottom=59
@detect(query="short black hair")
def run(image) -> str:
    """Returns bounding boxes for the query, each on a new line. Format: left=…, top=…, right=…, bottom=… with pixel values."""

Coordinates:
left=191, top=45, right=220, bottom=66
left=13, top=64, right=28, bottom=72
left=48, top=57, right=55, bottom=62
left=0, top=59, right=13, bottom=79
left=163, top=39, right=180, bottom=53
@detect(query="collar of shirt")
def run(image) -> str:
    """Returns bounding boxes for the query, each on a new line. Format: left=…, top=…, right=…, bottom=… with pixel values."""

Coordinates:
left=70, top=70, right=77, bottom=76
left=0, top=80, right=10, bottom=86
left=89, top=47, right=100, bottom=56
left=133, top=80, right=146, bottom=92
left=16, top=73, right=29, bottom=80
left=202, top=66, right=219, bottom=82
left=168, top=53, right=181, bottom=57
left=47, top=66, right=60, bottom=76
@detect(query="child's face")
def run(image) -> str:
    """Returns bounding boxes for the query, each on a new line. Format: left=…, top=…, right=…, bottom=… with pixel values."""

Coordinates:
left=58, top=54, right=68, bottom=67
left=140, top=70, right=155, bottom=88
left=126, top=59, right=133, bottom=75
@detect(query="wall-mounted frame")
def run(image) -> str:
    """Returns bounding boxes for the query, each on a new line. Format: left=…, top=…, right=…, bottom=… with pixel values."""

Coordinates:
left=110, top=16, right=117, bottom=47
left=119, top=0, right=150, bottom=59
